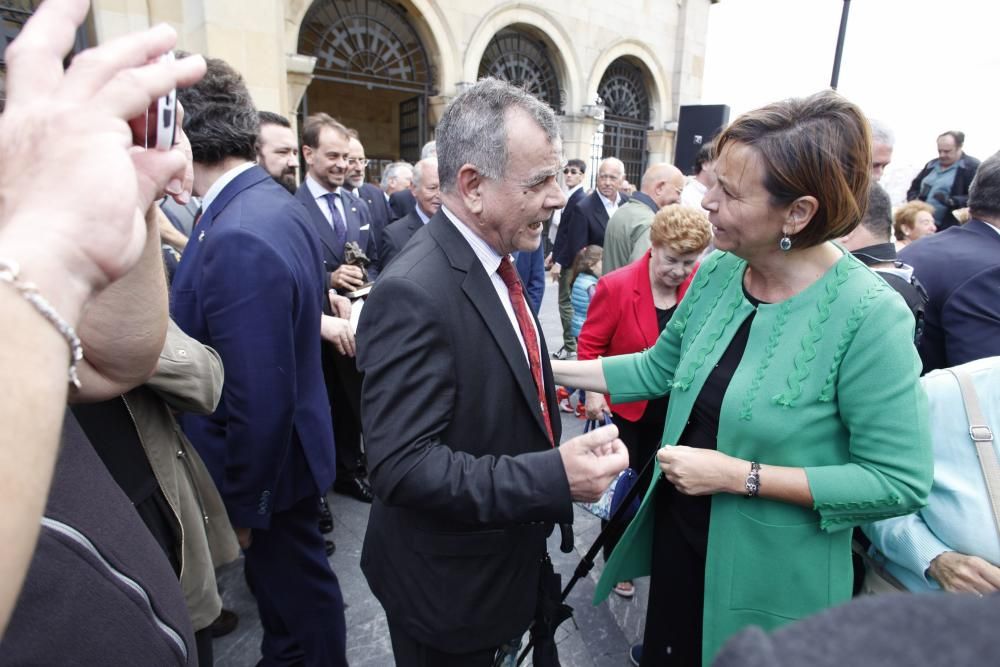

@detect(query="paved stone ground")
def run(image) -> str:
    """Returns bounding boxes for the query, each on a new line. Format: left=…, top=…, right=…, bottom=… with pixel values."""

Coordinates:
left=214, top=279, right=648, bottom=666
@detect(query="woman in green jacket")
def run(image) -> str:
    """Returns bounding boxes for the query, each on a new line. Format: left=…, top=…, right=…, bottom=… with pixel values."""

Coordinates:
left=553, top=91, right=933, bottom=666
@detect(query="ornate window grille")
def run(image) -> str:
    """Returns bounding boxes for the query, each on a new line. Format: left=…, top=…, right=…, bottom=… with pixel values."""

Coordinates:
left=598, top=58, right=651, bottom=184
left=478, top=27, right=564, bottom=114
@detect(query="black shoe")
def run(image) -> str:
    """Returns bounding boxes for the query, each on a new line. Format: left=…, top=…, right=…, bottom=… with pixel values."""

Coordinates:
left=318, top=496, right=334, bottom=534
left=325, top=539, right=336, bottom=557
left=333, top=476, right=374, bottom=503
left=209, top=608, right=239, bottom=638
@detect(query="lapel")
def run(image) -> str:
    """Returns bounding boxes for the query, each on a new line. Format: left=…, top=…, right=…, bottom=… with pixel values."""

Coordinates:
left=632, top=251, right=660, bottom=348
left=296, top=184, right=343, bottom=263
left=427, top=214, right=554, bottom=442
left=342, top=190, right=364, bottom=246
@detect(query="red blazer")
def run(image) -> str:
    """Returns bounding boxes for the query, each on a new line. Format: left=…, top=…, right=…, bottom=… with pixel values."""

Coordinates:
left=577, top=250, right=697, bottom=421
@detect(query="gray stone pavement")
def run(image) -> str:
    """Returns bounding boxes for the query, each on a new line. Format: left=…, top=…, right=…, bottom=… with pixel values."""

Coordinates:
left=214, top=279, right=647, bottom=666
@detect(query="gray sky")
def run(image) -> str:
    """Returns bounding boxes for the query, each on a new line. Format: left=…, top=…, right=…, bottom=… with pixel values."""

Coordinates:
left=701, top=0, right=1000, bottom=201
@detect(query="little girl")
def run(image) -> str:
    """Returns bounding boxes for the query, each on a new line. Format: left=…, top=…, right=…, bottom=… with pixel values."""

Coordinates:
left=558, top=245, right=603, bottom=416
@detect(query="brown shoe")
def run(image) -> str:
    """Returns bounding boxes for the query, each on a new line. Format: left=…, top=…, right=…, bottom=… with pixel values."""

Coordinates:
left=209, top=608, right=239, bottom=638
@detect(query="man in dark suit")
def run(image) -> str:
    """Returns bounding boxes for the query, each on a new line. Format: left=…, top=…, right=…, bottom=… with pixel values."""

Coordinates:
left=900, top=150, right=1000, bottom=373
left=256, top=111, right=299, bottom=194
left=173, top=57, right=346, bottom=666
left=296, top=113, right=374, bottom=504
left=379, top=157, right=439, bottom=269
left=563, top=156, right=628, bottom=254
left=356, top=77, right=628, bottom=667
left=547, top=159, right=588, bottom=357
left=345, top=134, right=393, bottom=264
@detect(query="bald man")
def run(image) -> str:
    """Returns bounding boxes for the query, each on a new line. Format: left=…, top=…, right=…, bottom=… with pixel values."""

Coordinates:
left=602, top=163, right=685, bottom=272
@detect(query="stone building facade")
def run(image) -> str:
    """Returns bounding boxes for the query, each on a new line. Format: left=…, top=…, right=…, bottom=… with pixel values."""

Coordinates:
left=3, top=0, right=718, bottom=184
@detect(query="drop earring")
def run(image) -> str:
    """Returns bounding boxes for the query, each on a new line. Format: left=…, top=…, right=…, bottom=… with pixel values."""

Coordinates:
left=779, top=234, right=792, bottom=251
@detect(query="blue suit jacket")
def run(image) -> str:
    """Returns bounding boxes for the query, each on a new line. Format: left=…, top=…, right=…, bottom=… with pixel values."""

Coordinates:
left=357, top=183, right=392, bottom=264
left=899, top=219, right=1000, bottom=373
left=514, top=246, right=545, bottom=315
left=294, top=182, right=379, bottom=289
left=171, top=165, right=336, bottom=529
left=563, top=190, right=628, bottom=262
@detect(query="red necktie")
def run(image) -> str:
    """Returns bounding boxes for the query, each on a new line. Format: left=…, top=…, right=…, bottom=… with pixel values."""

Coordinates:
left=497, top=256, right=554, bottom=446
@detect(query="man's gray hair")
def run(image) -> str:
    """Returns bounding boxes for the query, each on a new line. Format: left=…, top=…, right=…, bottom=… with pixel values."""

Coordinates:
left=968, top=151, right=1000, bottom=219
left=381, top=161, right=413, bottom=190
left=868, top=117, right=895, bottom=147
left=411, top=158, right=437, bottom=188
left=436, top=77, right=561, bottom=192
left=420, top=141, right=437, bottom=160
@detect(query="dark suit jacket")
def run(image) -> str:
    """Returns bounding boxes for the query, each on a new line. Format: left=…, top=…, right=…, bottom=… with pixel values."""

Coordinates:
left=294, top=181, right=379, bottom=290
left=388, top=188, right=416, bottom=221
left=515, top=245, right=545, bottom=315
left=356, top=212, right=572, bottom=653
left=357, top=183, right=392, bottom=262
left=551, top=186, right=587, bottom=267
left=379, top=210, right=423, bottom=271
left=577, top=250, right=696, bottom=421
left=564, top=190, right=628, bottom=260
left=171, top=166, right=335, bottom=529
left=899, top=219, right=1000, bottom=373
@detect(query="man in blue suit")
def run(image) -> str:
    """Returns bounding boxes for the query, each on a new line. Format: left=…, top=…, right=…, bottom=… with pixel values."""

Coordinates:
left=900, top=151, right=1000, bottom=373
left=173, top=57, right=347, bottom=666
left=296, top=113, right=375, bottom=504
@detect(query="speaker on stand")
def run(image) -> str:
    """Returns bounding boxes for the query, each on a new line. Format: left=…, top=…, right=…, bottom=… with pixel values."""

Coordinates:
left=674, top=104, right=730, bottom=175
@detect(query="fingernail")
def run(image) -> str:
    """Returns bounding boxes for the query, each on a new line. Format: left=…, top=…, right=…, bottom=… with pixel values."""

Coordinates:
left=178, top=189, right=191, bottom=204
left=166, top=178, right=182, bottom=194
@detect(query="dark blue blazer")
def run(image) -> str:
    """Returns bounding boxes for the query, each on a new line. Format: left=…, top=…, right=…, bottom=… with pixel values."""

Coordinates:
left=294, top=181, right=379, bottom=288
left=563, top=190, right=627, bottom=261
left=357, top=183, right=392, bottom=261
left=171, top=165, right=336, bottom=529
left=551, top=186, right=589, bottom=267
left=514, top=245, right=545, bottom=315
left=388, top=188, right=416, bottom=221
left=899, top=218, right=1000, bottom=373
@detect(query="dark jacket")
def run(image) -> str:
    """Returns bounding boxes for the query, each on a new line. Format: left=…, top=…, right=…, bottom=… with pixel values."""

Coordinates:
left=899, top=219, right=1000, bottom=373
left=551, top=186, right=587, bottom=267
left=379, top=210, right=424, bottom=271
left=357, top=183, right=393, bottom=262
left=356, top=212, right=570, bottom=654
left=562, top=190, right=628, bottom=265
left=1, top=414, right=196, bottom=666
left=906, top=154, right=981, bottom=230
left=388, top=188, right=416, bottom=221
left=515, top=245, right=546, bottom=315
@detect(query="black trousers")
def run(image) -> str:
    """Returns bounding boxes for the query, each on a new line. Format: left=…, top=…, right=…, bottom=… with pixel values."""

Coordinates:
left=387, top=619, right=499, bottom=667
left=322, top=345, right=365, bottom=481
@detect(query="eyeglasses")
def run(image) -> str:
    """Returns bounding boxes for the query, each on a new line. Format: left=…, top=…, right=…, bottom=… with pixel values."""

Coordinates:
left=347, top=157, right=368, bottom=167
left=563, top=168, right=581, bottom=175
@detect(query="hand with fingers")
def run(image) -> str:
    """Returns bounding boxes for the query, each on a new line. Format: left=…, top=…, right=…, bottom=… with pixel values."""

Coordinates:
left=559, top=423, right=629, bottom=502
left=928, top=551, right=1000, bottom=596
left=0, top=0, right=205, bottom=320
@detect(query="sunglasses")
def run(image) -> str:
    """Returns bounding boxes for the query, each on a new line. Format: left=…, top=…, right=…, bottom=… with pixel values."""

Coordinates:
left=563, top=168, right=581, bottom=175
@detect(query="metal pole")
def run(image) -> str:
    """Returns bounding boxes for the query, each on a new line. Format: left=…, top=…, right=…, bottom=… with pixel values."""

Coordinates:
left=830, top=0, right=852, bottom=89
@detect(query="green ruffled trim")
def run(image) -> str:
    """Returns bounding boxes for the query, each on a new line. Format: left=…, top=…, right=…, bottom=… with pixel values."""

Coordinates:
left=739, top=301, right=791, bottom=420
left=772, top=260, right=852, bottom=407
left=818, top=282, right=884, bottom=402
left=672, top=261, right=744, bottom=391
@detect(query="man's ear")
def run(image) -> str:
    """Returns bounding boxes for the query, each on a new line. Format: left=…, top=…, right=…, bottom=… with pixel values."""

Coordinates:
left=456, top=163, right=484, bottom=215
left=301, top=144, right=314, bottom=167
left=786, top=195, right=819, bottom=236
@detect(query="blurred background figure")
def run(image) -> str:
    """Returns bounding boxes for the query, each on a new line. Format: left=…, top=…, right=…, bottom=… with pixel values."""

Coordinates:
left=906, top=131, right=980, bottom=231
left=893, top=200, right=937, bottom=249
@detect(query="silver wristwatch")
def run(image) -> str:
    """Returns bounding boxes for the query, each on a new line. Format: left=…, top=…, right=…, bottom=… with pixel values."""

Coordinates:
left=745, top=461, right=761, bottom=497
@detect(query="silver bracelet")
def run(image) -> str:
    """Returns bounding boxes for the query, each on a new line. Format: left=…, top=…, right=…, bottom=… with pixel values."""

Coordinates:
left=0, top=258, right=83, bottom=389
left=745, top=461, right=761, bottom=497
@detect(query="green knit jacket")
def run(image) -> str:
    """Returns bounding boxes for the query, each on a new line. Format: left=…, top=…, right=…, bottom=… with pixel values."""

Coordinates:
left=598, top=249, right=933, bottom=665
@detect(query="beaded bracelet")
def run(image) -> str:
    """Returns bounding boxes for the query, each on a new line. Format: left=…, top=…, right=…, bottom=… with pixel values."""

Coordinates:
left=0, top=258, right=83, bottom=389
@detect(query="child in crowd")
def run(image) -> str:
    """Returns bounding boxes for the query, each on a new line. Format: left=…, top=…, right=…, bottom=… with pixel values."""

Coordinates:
left=558, top=245, right=604, bottom=416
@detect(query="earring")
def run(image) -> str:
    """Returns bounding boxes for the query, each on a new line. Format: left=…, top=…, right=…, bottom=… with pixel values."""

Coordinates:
left=779, top=235, right=792, bottom=251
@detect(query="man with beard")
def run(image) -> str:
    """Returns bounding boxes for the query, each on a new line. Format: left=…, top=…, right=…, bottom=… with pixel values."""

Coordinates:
left=345, top=134, right=393, bottom=267
left=256, top=111, right=299, bottom=194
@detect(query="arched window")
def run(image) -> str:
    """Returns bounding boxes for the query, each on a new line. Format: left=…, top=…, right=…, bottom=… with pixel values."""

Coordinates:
left=598, top=58, right=651, bottom=184
left=478, top=27, right=563, bottom=113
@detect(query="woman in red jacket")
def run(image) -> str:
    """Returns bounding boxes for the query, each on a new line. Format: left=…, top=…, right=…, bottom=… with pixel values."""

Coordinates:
left=578, top=204, right=712, bottom=598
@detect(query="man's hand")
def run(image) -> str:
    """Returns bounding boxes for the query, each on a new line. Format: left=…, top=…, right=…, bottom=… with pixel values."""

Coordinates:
left=559, top=424, right=628, bottom=502
left=928, top=551, right=1000, bottom=595
left=657, top=446, right=744, bottom=496
left=549, top=261, right=561, bottom=283
left=320, top=315, right=356, bottom=356
left=584, top=391, right=610, bottom=421
left=544, top=252, right=553, bottom=270
left=328, top=290, right=352, bottom=319
left=0, top=11, right=205, bottom=309
left=330, top=264, right=364, bottom=291
left=234, top=527, right=252, bottom=550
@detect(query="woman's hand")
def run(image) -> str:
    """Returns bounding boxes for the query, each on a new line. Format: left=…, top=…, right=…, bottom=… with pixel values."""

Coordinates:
left=584, top=391, right=610, bottom=420
left=657, top=446, right=744, bottom=496
left=928, top=551, right=1000, bottom=595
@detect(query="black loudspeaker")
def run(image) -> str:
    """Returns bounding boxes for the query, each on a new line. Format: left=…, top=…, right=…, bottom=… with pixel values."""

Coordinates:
left=674, top=104, right=730, bottom=175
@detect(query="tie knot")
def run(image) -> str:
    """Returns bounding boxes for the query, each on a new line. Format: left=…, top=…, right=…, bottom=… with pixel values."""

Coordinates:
left=497, top=256, right=520, bottom=290
left=325, top=191, right=340, bottom=204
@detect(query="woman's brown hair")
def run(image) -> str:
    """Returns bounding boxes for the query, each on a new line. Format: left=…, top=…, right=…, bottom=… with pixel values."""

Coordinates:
left=714, top=90, right=872, bottom=249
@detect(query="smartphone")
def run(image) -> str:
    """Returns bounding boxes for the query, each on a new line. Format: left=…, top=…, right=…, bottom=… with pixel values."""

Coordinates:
left=129, top=52, right=177, bottom=150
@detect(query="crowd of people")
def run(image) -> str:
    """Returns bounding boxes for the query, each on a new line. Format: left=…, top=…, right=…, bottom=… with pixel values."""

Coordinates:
left=1, top=2, right=999, bottom=667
